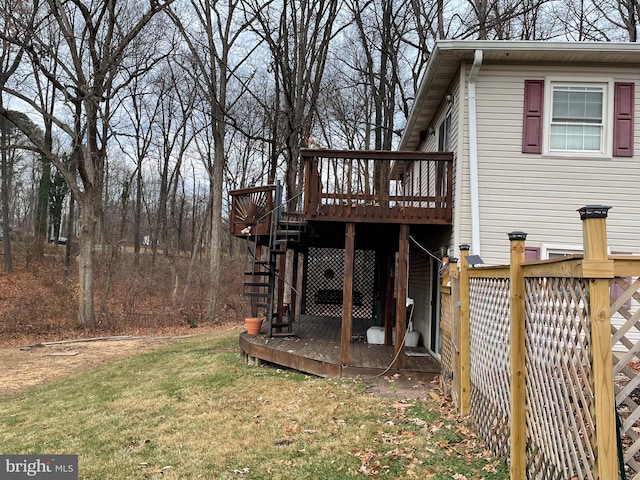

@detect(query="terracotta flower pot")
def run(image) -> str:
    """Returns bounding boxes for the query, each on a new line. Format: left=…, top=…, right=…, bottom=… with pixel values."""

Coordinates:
left=245, top=317, right=263, bottom=336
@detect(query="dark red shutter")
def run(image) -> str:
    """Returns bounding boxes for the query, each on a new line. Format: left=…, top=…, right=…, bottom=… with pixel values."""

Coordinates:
left=611, top=251, right=632, bottom=310
left=613, top=82, right=634, bottom=157
left=525, top=247, right=540, bottom=262
left=522, top=80, right=544, bottom=153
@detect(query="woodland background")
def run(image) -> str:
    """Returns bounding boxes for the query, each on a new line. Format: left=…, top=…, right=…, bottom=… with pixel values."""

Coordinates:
left=0, top=0, right=637, bottom=336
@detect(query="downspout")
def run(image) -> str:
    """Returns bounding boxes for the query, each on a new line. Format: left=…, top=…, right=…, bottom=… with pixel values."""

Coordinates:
left=468, top=50, right=483, bottom=256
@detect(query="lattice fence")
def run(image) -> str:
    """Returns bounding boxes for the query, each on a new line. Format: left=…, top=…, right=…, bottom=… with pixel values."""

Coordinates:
left=445, top=261, right=640, bottom=478
left=468, top=276, right=511, bottom=458
left=440, top=270, right=458, bottom=402
left=525, top=277, right=594, bottom=479
left=611, top=274, right=640, bottom=479
left=304, top=247, right=375, bottom=319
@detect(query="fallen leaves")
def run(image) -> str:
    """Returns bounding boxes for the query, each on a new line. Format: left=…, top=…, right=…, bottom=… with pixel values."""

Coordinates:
left=347, top=385, right=506, bottom=478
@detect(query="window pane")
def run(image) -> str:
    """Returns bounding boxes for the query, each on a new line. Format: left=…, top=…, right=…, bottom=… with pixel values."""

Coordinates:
left=585, top=93, right=603, bottom=120
left=566, top=124, right=584, bottom=149
left=550, top=84, right=604, bottom=152
left=550, top=124, right=567, bottom=149
left=583, top=125, right=601, bottom=150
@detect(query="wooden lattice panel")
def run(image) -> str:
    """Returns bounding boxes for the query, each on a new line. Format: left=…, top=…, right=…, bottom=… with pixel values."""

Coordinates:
left=440, top=271, right=457, bottom=400
left=304, top=247, right=375, bottom=319
left=468, top=276, right=511, bottom=458
left=611, top=275, right=640, bottom=479
left=524, top=277, right=594, bottom=479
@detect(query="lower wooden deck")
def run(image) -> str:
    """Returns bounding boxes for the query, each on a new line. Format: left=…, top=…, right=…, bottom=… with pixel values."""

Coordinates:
left=239, top=315, right=440, bottom=381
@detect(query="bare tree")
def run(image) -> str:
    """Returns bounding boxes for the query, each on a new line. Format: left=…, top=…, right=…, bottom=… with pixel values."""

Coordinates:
left=152, top=63, right=195, bottom=275
left=593, top=0, right=639, bottom=40
left=0, top=0, right=175, bottom=328
left=246, top=0, right=342, bottom=200
left=169, top=0, right=258, bottom=318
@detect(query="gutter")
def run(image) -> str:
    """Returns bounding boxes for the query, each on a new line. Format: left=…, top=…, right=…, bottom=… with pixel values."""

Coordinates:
left=468, top=49, right=483, bottom=256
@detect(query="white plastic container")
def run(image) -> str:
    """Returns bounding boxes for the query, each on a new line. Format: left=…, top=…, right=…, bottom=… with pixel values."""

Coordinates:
left=366, top=326, right=420, bottom=347
left=405, top=331, right=419, bottom=348
left=366, top=326, right=385, bottom=344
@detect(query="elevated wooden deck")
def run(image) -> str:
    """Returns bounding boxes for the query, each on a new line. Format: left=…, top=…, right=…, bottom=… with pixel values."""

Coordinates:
left=239, top=315, right=440, bottom=380
left=229, top=149, right=453, bottom=238
left=302, top=149, right=453, bottom=225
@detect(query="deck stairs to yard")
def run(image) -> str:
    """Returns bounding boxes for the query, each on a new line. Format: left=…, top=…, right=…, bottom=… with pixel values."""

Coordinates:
left=242, top=182, right=305, bottom=337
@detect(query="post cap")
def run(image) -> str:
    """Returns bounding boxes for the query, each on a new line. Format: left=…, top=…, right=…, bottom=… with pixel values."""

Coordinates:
left=459, top=244, right=470, bottom=251
left=578, top=205, right=611, bottom=220
left=508, top=231, right=527, bottom=241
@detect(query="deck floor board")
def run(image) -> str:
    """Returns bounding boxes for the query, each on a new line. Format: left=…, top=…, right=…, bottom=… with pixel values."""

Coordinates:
left=240, top=315, right=440, bottom=379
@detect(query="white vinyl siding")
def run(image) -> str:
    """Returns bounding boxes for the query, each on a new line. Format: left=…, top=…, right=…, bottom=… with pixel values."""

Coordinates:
left=415, top=80, right=461, bottom=253
left=462, top=63, right=640, bottom=265
left=408, top=251, right=430, bottom=350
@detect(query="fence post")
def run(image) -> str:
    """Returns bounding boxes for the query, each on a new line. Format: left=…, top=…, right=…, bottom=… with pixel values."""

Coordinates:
left=579, top=205, right=616, bottom=479
left=458, top=244, right=471, bottom=416
left=508, top=232, right=527, bottom=479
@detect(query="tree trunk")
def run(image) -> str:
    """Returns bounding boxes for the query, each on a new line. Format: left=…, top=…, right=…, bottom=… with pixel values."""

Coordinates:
left=206, top=138, right=224, bottom=320
left=134, top=165, right=142, bottom=266
left=34, top=157, right=50, bottom=256
left=64, top=191, right=75, bottom=287
left=77, top=191, right=98, bottom=328
left=0, top=100, right=12, bottom=273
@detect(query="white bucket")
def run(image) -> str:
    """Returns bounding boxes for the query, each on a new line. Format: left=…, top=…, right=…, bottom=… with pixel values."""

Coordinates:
left=405, top=331, right=419, bottom=348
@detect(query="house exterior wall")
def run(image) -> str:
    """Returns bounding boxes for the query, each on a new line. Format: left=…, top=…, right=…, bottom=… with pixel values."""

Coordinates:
left=408, top=250, right=431, bottom=350
left=421, top=62, right=640, bottom=265
left=415, top=74, right=463, bottom=260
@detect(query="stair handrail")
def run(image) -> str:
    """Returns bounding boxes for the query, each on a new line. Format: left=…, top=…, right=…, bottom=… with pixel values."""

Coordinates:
left=241, top=183, right=304, bottom=330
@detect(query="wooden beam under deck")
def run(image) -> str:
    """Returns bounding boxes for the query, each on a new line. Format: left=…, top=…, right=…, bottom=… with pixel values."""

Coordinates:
left=394, top=224, right=409, bottom=369
left=340, top=223, right=356, bottom=365
left=239, top=315, right=440, bottom=381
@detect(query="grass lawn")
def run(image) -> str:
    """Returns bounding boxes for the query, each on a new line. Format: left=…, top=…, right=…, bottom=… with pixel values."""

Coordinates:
left=0, top=329, right=508, bottom=479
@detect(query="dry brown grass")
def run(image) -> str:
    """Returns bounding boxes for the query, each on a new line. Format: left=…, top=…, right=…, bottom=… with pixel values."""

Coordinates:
left=0, top=243, right=251, bottom=347
left=0, top=331, right=508, bottom=479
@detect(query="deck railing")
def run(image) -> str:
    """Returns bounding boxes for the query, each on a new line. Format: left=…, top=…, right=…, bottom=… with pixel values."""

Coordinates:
left=229, top=185, right=275, bottom=237
left=302, top=149, right=453, bottom=224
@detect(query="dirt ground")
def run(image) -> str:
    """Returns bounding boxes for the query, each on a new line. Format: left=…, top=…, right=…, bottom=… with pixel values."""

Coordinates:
left=0, top=247, right=251, bottom=396
left=0, top=250, right=436, bottom=400
left=0, top=328, right=231, bottom=395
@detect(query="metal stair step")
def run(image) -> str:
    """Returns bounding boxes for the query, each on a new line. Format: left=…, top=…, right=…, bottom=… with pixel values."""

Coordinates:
left=243, top=282, right=271, bottom=287
left=253, top=261, right=275, bottom=266
left=244, top=292, right=271, bottom=298
left=270, top=321, right=292, bottom=327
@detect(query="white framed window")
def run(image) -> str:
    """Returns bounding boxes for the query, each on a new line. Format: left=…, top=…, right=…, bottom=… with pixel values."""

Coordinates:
left=438, top=113, right=451, bottom=152
left=549, top=84, right=606, bottom=153
left=541, top=244, right=583, bottom=260
left=541, top=243, right=613, bottom=259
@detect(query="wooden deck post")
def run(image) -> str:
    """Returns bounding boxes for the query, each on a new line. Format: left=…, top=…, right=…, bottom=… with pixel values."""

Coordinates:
left=384, top=273, right=394, bottom=345
left=289, top=250, right=300, bottom=323
left=458, top=244, right=471, bottom=415
left=340, top=223, right=356, bottom=366
left=394, top=224, right=409, bottom=369
left=275, top=244, right=286, bottom=333
left=579, top=205, right=616, bottom=479
left=508, top=232, right=527, bottom=480
left=301, top=247, right=309, bottom=315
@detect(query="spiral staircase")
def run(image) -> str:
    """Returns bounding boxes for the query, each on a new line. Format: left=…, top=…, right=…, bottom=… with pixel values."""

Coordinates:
left=233, top=182, right=305, bottom=337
